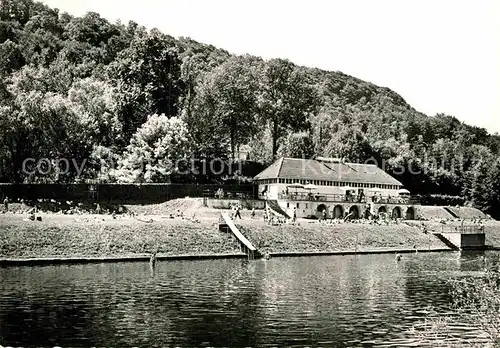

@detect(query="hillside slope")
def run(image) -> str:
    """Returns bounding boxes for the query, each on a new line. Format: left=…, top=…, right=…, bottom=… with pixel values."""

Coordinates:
left=1, top=0, right=500, bottom=217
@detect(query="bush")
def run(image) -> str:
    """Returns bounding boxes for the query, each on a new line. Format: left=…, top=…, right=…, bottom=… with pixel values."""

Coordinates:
left=411, top=256, right=500, bottom=347
left=419, top=194, right=467, bottom=207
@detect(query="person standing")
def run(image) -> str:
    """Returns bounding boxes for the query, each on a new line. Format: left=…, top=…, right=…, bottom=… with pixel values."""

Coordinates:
left=3, top=196, right=8, bottom=212
left=234, top=205, right=242, bottom=219
left=251, top=207, right=256, bottom=218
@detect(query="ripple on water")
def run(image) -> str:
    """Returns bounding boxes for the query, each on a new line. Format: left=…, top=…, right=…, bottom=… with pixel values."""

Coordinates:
left=0, top=252, right=497, bottom=347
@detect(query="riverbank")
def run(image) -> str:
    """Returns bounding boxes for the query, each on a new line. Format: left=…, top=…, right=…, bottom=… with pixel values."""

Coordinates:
left=2, top=197, right=500, bottom=264
left=0, top=213, right=239, bottom=259
left=237, top=219, right=447, bottom=254
left=0, top=210, right=449, bottom=263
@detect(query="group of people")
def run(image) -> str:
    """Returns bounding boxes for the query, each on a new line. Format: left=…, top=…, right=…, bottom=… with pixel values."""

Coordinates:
left=228, top=203, right=259, bottom=220
left=263, top=206, right=297, bottom=226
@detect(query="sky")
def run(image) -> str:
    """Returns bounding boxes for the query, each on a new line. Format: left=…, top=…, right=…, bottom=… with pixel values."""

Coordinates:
left=41, top=0, right=500, bottom=134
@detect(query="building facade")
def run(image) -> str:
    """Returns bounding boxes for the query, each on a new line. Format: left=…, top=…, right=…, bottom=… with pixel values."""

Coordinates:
left=253, top=157, right=419, bottom=219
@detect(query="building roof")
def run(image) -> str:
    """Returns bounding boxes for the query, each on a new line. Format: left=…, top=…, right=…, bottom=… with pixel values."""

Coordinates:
left=253, top=157, right=403, bottom=186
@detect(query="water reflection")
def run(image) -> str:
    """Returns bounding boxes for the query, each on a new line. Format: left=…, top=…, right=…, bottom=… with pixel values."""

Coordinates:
left=0, top=251, right=496, bottom=347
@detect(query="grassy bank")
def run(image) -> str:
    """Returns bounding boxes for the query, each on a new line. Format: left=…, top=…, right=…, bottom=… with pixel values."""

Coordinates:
left=0, top=214, right=239, bottom=259
left=0, top=212, right=450, bottom=261
left=4, top=199, right=500, bottom=261
left=237, top=220, right=447, bottom=254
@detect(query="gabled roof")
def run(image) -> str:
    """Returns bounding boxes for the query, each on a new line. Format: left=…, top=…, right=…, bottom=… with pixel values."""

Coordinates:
left=253, top=157, right=403, bottom=186
left=253, top=157, right=285, bottom=180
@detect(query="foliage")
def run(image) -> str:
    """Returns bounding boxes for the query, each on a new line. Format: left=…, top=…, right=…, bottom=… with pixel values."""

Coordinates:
left=112, top=115, right=192, bottom=183
left=277, top=131, right=314, bottom=159
left=185, top=55, right=261, bottom=160
left=410, top=257, right=500, bottom=347
left=1, top=0, right=500, bottom=216
left=258, top=59, right=320, bottom=157
left=418, top=194, right=467, bottom=207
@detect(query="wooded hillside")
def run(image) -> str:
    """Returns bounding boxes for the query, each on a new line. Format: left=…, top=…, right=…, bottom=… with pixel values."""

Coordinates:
left=1, top=0, right=500, bottom=216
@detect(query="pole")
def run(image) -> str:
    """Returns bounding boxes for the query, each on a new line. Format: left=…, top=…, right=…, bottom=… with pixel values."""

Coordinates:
left=355, top=229, right=358, bottom=253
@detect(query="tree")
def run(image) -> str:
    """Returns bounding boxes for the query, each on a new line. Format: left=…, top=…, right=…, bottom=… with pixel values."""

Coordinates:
left=258, top=58, right=320, bottom=158
left=277, top=131, right=314, bottom=159
left=112, top=115, right=192, bottom=183
left=0, top=40, right=24, bottom=76
left=108, top=28, right=182, bottom=139
left=187, top=55, right=261, bottom=160
left=67, top=77, right=122, bottom=148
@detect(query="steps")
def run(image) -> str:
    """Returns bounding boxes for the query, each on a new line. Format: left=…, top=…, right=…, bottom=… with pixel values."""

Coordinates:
left=266, top=200, right=290, bottom=218
left=434, top=233, right=460, bottom=251
left=443, top=207, right=460, bottom=219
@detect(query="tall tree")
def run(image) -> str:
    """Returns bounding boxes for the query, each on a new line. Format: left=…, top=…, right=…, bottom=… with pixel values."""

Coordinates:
left=189, top=55, right=261, bottom=160
left=108, top=28, right=182, bottom=140
left=258, top=58, right=320, bottom=158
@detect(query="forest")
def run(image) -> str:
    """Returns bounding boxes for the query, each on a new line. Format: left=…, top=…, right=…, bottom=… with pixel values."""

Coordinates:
left=1, top=0, right=500, bottom=216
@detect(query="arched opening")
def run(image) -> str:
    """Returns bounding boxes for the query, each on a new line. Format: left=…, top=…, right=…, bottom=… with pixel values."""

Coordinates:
left=316, top=204, right=329, bottom=219
left=348, top=205, right=360, bottom=219
left=406, top=207, right=415, bottom=220
left=378, top=206, right=387, bottom=214
left=392, top=206, right=402, bottom=219
left=332, top=205, right=344, bottom=219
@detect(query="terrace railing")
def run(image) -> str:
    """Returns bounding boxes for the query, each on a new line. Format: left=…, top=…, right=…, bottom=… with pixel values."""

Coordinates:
left=440, top=225, right=486, bottom=234
left=277, top=192, right=419, bottom=205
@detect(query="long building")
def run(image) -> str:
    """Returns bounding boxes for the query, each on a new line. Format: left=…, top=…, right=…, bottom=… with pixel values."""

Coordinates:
left=253, top=157, right=418, bottom=219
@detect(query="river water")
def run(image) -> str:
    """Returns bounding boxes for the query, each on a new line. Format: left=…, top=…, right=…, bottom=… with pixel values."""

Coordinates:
left=0, top=251, right=496, bottom=347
